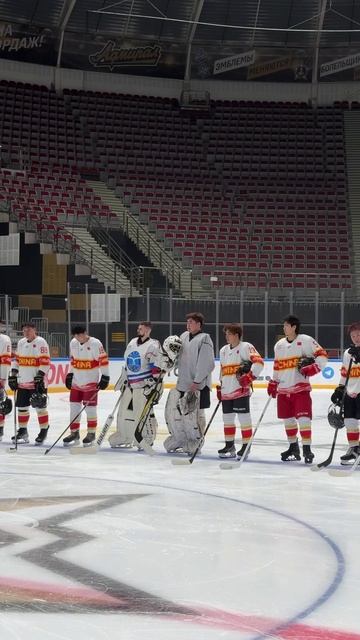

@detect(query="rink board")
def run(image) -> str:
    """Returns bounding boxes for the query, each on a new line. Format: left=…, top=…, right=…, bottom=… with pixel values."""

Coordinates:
left=36, top=359, right=342, bottom=393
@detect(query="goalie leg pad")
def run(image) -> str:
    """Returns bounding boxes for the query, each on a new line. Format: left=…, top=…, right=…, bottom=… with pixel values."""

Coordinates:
left=164, top=389, right=187, bottom=452
left=109, top=386, right=136, bottom=447
left=140, top=410, right=158, bottom=448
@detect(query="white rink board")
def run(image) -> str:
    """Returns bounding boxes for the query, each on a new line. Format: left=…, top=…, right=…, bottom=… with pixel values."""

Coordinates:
left=44, top=359, right=342, bottom=392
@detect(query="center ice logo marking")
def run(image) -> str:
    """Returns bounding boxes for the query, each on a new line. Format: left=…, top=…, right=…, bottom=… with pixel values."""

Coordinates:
left=126, top=351, right=141, bottom=372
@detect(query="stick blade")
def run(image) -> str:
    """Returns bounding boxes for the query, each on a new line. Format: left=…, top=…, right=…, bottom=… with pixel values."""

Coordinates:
left=219, top=462, right=238, bottom=470
left=69, top=446, right=99, bottom=456
left=310, top=464, right=325, bottom=472
left=135, top=439, right=156, bottom=456
left=328, top=468, right=353, bottom=477
left=171, top=458, right=191, bottom=466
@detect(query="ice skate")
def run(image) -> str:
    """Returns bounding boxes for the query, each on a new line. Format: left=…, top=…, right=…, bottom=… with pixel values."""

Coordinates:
left=281, top=440, right=301, bottom=462
left=35, top=428, right=48, bottom=445
left=63, top=431, right=80, bottom=447
left=218, top=441, right=236, bottom=458
left=83, top=432, right=96, bottom=447
left=11, top=428, right=29, bottom=444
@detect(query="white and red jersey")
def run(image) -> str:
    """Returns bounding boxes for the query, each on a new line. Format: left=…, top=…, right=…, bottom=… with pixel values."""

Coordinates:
left=70, top=337, right=109, bottom=391
left=273, top=334, right=328, bottom=395
left=220, top=341, right=264, bottom=400
left=339, top=349, right=360, bottom=398
left=0, top=333, right=11, bottom=387
left=124, top=337, right=161, bottom=388
left=13, top=336, right=50, bottom=390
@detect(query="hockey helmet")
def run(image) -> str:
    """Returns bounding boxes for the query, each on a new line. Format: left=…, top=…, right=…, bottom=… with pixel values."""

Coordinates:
left=0, top=396, right=12, bottom=416
left=163, top=335, right=182, bottom=360
left=327, top=403, right=345, bottom=429
left=235, top=360, right=252, bottom=380
left=30, top=392, right=48, bottom=409
left=297, top=356, right=315, bottom=371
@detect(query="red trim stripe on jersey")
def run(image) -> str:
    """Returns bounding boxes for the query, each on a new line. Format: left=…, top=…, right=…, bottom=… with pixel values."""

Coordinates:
left=71, top=358, right=100, bottom=370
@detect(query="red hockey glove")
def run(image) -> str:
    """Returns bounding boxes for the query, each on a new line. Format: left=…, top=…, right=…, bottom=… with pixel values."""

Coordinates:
left=216, top=385, right=222, bottom=401
left=150, top=366, right=162, bottom=379
left=238, top=371, right=255, bottom=389
left=267, top=379, right=279, bottom=398
left=300, top=363, right=320, bottom=377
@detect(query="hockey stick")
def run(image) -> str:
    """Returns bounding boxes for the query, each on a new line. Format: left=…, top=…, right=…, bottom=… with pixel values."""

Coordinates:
left=311, top=358, right=353, bottom=472
left=219, top=396, right=272, bottom=470
left=171, top=400, right=221, bottom=466
left=328, top=450, right=360, bottom=477
left=44, top=390, right=98, bottom=455
left=8, top=390, right=18, bottom=453
left=133, top=373, right=166, bottom=456
left=69, top=392, right=124, bottom=455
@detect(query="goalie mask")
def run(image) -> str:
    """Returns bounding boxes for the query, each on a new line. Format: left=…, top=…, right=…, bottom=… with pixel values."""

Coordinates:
left=163, top=335, right=182, bottom=362
left=327, top=404, right=345, bottom=429
left=0, top=396, right=12, bottom=416
left=30, top=392, right=48, bottom=409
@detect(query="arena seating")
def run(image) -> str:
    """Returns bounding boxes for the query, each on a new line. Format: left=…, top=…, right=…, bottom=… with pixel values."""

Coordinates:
left=0, top=80, right=352, bottom=292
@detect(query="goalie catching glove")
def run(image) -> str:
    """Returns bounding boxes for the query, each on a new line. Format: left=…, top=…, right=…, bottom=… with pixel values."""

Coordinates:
left=297, top=356, right=320, bottom=377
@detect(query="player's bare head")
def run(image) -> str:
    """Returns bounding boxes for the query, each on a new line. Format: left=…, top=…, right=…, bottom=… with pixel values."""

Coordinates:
left=22, top=322, right=37, bottom=339
left=186, top=312, right=204, bottom=334
left=348, top=322, right=360, bottom=346
left=283, top=315, right=300, bottom=336
left=72, top=325, right=88, bottom=343
left=223, top=323, right=243, bottom=343
left=137, top=321, right=152, bottom=339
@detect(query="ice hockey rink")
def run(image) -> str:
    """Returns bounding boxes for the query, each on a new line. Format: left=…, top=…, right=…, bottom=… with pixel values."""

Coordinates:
left=0, top=388, right=359, bottom=640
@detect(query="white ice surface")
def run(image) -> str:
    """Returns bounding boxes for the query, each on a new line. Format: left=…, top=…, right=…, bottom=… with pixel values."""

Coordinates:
left=0, top=389, right=359, bottom=640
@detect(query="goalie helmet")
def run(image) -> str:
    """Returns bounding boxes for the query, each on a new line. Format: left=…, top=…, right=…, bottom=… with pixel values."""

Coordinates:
left=327, top=403, right=345, bottom=429
left=0, top=396, right=12, bottom=416
left=162, top=335, right=182, bottom=361
left=30, top=392, right=48, bottom=409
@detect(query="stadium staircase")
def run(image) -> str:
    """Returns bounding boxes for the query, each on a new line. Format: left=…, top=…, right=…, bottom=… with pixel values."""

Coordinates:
left=86, top=179, right=211, bottom=299
left=344, top=110, right=360, bottom=294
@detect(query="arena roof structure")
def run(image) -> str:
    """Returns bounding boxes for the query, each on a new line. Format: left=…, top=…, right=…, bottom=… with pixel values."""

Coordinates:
left=1, top=0, right=360, bottom=47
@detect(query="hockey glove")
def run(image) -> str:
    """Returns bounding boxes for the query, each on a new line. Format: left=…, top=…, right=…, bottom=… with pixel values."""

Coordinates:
left=65, top=373, right=73, bottom=390
left=238, top=371, right=255, bottom=390
left=150, top=366, right=162, bottom=379
left=97, top=374, right=110, bottom=390
left=34, top=370, right=46, bottom=394
left=331, top=384, right=345, bottom=407
left=267, top=379, right=279, bottom=398
left=348, top=345, right=360, bottom=364
left=235, top=360, right=252, bottom=381
left=216, top=385, right=222, bottom=401
left=299, top=362, right=320, bottom=377
left=8, top=370, right=18, bottom=391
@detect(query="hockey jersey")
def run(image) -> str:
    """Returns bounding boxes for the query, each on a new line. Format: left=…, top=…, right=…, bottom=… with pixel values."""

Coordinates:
left=176, top=331, right=214, bottom=393
left=70, top=336, right=109, bottom=390
left=339, top=349, right=360, bottom=398
left=124, top=337, right=161, bottom=388
left=0, top=333, right=11, bottom=385
left=13, top=336, right=50, bottom=390
left=273, top=334, right=328, bottom=394
left=220, top=341, right=264, bottom=399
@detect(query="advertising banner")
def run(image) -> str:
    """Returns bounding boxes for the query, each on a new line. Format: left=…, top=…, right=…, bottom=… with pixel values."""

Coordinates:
left=45, top=359, right=341, bottom=392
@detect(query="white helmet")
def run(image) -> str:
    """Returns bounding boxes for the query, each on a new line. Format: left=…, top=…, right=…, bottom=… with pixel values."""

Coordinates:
left=163, top=335, right=182, bottom=361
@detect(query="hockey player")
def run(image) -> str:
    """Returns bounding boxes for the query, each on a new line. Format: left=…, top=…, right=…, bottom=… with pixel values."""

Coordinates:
left=8, top=322, right=50, bottom=444
left=217, top=324, right=264, bottom=459
left=267, top=315, right=328, bottom=464
left=331, top=322, right=360, bottom=465
left=0, top=320, right=12, bottom=441
left=64, top=326, right=110, bottom=447
left=109, top=323, right=180, bottom=449
left=164, top=312, right=215, bottom=455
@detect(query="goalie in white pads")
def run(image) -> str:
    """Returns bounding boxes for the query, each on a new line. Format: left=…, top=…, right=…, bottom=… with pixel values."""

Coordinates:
left=164, top=312, right=215, bottom=455
left=109, top=323, right=181, bottom=449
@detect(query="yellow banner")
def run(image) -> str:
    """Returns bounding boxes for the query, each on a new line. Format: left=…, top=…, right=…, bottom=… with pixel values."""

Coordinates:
left=247, top=55, right=293, bottom=80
